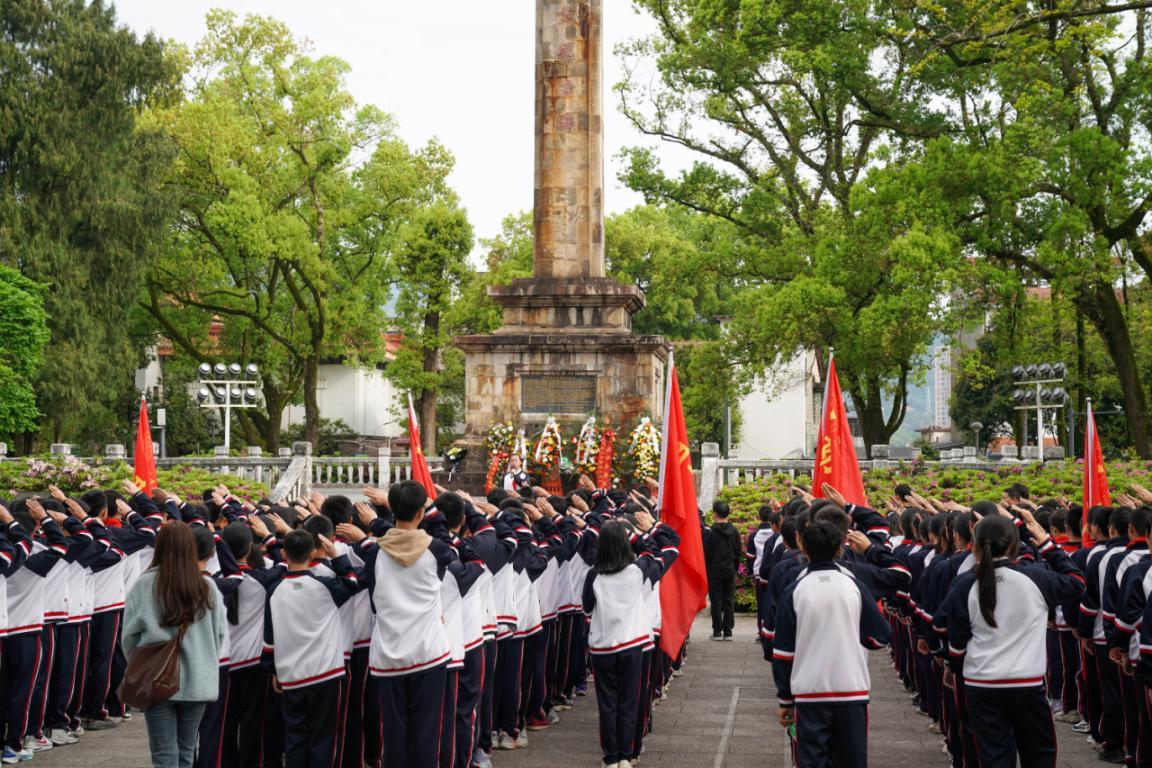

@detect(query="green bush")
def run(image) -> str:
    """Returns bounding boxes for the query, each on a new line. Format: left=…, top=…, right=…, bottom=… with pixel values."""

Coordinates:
left=0, top=456, right=266, bottom=501
left=715, top=460, right=1152, bottom=613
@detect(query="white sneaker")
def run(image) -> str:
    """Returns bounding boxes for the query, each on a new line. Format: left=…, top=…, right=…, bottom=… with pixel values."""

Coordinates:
left=495, top=732, right=518, bottom=751
left=48, top=729, right=77, bottom=746
left=70, top=726, right=84, bottom=737
left=514, top=731, right=529, bottom=748
left=23, top=735, right=51, bottom=752
left=619, top=761, right=633, bottom=768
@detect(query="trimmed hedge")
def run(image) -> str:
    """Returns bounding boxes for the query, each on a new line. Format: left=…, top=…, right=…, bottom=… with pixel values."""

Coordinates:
left=714, top=460, right=1152, bottom=612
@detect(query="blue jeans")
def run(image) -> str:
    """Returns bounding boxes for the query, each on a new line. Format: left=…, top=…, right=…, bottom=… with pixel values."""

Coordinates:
left=144, top=700, right=206, bottom=768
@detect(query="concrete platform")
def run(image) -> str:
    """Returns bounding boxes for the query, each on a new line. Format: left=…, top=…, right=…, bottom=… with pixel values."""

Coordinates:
left=29, top=614, right=1101, bottom=767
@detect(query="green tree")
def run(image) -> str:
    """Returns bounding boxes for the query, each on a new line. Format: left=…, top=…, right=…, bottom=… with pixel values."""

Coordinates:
left=0, top=265, right=49, bottom=440
left=388, top=201, right=475, bottom=452
left=619, top=0, right=963, bottom=453
left=0, top=0, right=180, bottom=446
left=452, top=211, right=533, bottom=336
left=605, top=205, right=748, bottom=445
left=143, top=11, right=453, bottom=450
left=900, top=6, right=1152, bottom=457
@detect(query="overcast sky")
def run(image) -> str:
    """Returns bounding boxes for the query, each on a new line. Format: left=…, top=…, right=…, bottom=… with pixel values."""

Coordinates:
left=111, top=0, right=670, bottom=249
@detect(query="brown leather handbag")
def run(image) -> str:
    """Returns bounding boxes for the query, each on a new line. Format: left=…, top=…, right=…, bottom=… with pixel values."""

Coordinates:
left=118, top=623, right=187, bottom=709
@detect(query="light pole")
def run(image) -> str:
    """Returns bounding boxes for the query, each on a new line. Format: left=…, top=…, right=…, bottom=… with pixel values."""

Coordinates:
left=196, top=363, right=262, bottom=453
left=1011, top=363, right=1068, bottom=462
left=970, top=421, right=984, bottom=457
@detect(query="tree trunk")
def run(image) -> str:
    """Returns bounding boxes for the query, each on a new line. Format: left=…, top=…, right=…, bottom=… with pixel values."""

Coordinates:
left=847, top=373, right=907, bottom=457
left=1077, top=283, right=1151, bottom=457
left=302, top=357, right=321, bottom=451
left=1076, top=307, right=1087, bottom=457
left=261, top=393, right=283, bottom=455
left=420, top=310, right=441, bottom=454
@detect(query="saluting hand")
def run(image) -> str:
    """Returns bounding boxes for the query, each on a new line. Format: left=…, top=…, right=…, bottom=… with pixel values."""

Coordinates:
left=355, top=502, right=377, bottom=527
left=248, top=515, right=271, bottom=540
left=337, top=523, right=367, bottom=544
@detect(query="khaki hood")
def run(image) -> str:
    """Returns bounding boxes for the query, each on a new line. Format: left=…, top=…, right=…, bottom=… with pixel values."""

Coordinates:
left=379, top=527, right=432, bottom=567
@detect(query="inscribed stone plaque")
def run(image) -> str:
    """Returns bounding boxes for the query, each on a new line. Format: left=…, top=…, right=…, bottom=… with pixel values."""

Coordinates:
left=522, top=374, right=596, bottom=414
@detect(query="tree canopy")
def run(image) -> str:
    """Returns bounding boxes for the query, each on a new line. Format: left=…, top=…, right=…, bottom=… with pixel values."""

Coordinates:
left=143, top=11, right=457, bottom=449
left=0, top=0, right=179, bottom=447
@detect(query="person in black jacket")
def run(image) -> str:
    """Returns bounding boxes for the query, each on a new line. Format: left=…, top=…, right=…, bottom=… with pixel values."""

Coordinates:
left=703, top=501, right=742, bottom=640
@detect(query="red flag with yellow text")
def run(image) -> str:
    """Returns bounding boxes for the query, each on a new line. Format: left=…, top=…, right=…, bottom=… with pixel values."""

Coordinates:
left=408, top=393, right=437, bottom=498
left=133, top=396, right=157, bottom=494
left=657, top=356, right=708, bottom=659
left=813, top=354, right=867, bottom=507
left=1082, top=400, right=1110, bottom=546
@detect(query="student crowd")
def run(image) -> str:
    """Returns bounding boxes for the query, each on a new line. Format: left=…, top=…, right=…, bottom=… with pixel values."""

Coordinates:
left=0, top=473, right=685, bottom=768
left=748, top=479, right=1152, bottom=768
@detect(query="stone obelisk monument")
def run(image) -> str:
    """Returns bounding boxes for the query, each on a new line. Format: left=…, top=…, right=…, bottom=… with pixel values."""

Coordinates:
left=457, top=0, right=669, bottom=435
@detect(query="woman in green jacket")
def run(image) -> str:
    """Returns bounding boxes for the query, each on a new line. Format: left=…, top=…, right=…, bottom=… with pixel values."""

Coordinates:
left=122, top=521, right=226, bottom=768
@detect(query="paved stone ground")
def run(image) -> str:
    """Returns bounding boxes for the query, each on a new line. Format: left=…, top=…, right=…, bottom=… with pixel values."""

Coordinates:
left=30, top=614, right=1100, bottom=767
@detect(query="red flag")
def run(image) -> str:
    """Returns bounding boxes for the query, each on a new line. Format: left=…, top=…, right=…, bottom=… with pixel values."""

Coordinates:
left=407, top=393, right=436, bottom=498
left=657, top=355, right=708, bottom=659
left=1083, top=400, right=1110, bottom=546
left=812, top=353, right=868, bottom=507
left=133, top=396, right=157, bottom=494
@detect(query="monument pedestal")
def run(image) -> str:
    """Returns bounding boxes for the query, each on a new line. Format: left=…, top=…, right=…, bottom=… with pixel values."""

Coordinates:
left=457, top=277, right=668, bottom=436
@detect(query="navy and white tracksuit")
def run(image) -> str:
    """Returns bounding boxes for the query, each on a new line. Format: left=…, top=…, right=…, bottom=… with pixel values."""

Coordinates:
left=940, top=540, right=1085, bottom=768
left=582, top=523, right=679, bottom=766
left=262, top=556, right=361, bottom=768
left=772, top=562, right=892, bottom=768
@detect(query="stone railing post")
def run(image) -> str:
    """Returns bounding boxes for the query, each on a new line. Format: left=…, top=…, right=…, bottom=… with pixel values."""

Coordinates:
left=0, top=442, right=6, bottom=463
left=293, top=442, right=314, bottom=496
left=105, top=444, right=126, bottom=459
left=699, top=442, right=720, bottom=511
left=377, top=449, right=391, bottom=490
left=248, top=446, right=263, bottom=483
left=50, top=443, right=71, bottom=457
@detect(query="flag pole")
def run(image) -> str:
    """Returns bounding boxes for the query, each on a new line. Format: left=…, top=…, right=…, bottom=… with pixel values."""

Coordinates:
left=657, top=349, right=676, bottom=511
left=1085, top=397, right=1093, bottom=503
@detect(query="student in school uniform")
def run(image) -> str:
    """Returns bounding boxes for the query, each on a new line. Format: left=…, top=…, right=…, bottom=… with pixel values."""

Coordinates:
left=315, top=495, right=374, bottom=768
left=38, top=493, right=113, bottom=748
left=78, top=490, right=155, bottom=729
left=24, top=497, right=99, bottom=754
left=582, top=515, right=667, bottom=768
left=491, top=500, right=544, bottom=751
left=1049, top=505, right=1085, bottom=725
left=262, top=528, right=361, bottom=768
left=747, top=504, right=778, bottom=657
left=349, top=480, right=472, bottom=768
left=421, top=493, right=493, bottom=768
left=458, top=495, right=516, bottom=768
left=1078, top=506, right=1130, bottom=762
left=413, top=496, right=485, bottom=768
left=1101, top=506, right=1150, bottom=764
left=0, top=499, right=64, bottom=764
left=1068, top=506, right=1111, bottom=740
left=759, top=514, right=804, bottom=660
left=1108, top=508, right=1152, bottom=768
left=215, top=519, right=284, bottom=768
left=938, top=513, right=1085, bottom=768
left=771, top=519, right=892, bottom=768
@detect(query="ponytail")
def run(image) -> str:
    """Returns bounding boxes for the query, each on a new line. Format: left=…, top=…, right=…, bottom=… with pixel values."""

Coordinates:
left=975, top=537, right=998, bottom=628
left=972, top=515, right=1019, bottom=629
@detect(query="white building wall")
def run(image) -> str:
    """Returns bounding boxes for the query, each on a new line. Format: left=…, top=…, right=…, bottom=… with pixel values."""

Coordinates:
left=282, top=364, right=404, bottom=438
left=731, top=352, right=815, bottom=460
